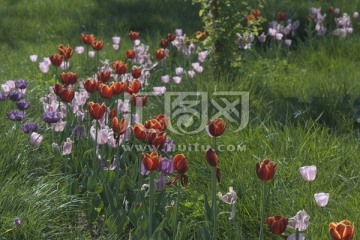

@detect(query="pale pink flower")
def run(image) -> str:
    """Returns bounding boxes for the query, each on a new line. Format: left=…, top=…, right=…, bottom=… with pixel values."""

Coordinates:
left=192, top=62, right=203, bottom=73
left=268, top=28, right=277, bottom=37
left=134, top=39, right=141, bottom=46
left=132, top=114, right=140, bottom=123
left=285, top=39, right=292, bottom=46
left=30, top=132, right=43, bottom=146
left=30, top=55, right=38, bottom=62
left=314, top=193, right=329, bottom=207
left=1, top=80, right=15, bottom=92
left=354, top=12, right=359, bottom=19
left=173, top=76, right=182, bottom=84
left=75, top=46, right=84, bottom=54
left=289, top=210, right=310, bottom=231
left=275, top=33, right=284, bottom=41
left=90, top=126, right=110, bottom=145
left=334, top=8, right=340, bottom=14
left=153, top=86, right=166, bottom=95
left=117, top=99, right=130, bottom=113
left=52, top=138, right=73, bottom=155
left=299, top=165, right=317, bottom=181
left=88, top=51, right=95, bottom=58
left=113, top=44, right=119, bottom=51
left=217, top=187, right=237, bottom=220
left=187, top=70, right=195, bottom=78
left=39, top=62, right=49, bottom=73
left=258, top=32, right=267, bottom=42
left=198, top=51, right=208, bottom=62
left=60, top=61, right=69, bottom=70
left=161, top=75, right=170, bottom=83
left=175, top=29, right=183, bottom=36
left=54, top=120, right=67, bottom=132
left=112, top=36, right=121, bottom=44
left=175, top=67, right=184, bottom=75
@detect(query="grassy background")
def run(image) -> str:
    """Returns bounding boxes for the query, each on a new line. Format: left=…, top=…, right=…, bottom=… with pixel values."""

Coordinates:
left=1, top=0, right=360, bottom=239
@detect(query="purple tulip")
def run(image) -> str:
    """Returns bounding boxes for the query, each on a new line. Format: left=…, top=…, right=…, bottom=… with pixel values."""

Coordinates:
left=14, top=218, right=21, bottom=227
left=155, top=173, right=166, bottom=190
left=314, top=192, right=329, bottom=207
left=158, top=156, right=174, bottom=175
left=299, top=165, right=317, bottom=181
left=0, top=92, right=9, bottom=100
left=218, top=187, right=237, bottom=220
left=112, top=36, right=121, bottom=45
left=22, top=122, right=39, bottom=134
left=161, top=138, right=174, bottom=153
left=141, top=162, right=150, bottom=175
left=41, top=111, right=61, bottom=124
left=9, top=90, right=23, bottom=101
left=7, top=110, right=26, bottom=121
left=16, top=100, right=31, bottom=110
left=173, top=76, right=182, bottom=84
left=153, top=86, right=166, bottom=95
left=161, top=75, right=170, bottom=84
left=287, top=233, right=305, bottom=240
left=15, top=79, right=28, bottom=89
left=72, top=125, right=86, bottom=139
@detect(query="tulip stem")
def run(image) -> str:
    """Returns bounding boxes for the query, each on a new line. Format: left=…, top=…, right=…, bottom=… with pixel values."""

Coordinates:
left=212, top=137, right=217, bottom=240
left=212, top=166, right=217, bottom=240
left=172, top=181, right=181, bottom=240
left=149, top=171, right=155, bottom=238
left=259, top=181, right=266, bottom=240
left=295, top=229, right=300, bottom=240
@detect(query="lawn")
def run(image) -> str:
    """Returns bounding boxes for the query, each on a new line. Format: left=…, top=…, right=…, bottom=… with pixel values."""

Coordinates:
left=0, top=0, right=359, bottom=239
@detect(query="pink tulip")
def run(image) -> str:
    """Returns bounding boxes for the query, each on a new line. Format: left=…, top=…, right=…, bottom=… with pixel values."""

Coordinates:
left=30, top=132, right=43, bottom=146
left=314, top=192, right=329, bottom=207
left=299, top=165, right=317, bottom=181
left=173, top=76, right=182, bottom=84
left=112, top=36, right=121, bottom=44
left=30, top=55, right=38, bottom=62
left=161, top=75, right=170, bottom=83
left=75, top=46, right=84, bottom=54
left=88, top=51, right=95, bottom=58
left=113, top=44, right=119, bottom=51
left=153, top=86, right=166, bottom=95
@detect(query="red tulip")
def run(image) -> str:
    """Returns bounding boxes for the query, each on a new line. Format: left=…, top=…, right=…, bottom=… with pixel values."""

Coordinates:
left=112, top=60, right=127, bottom=75
left=60, top=88, right=74, bottom=103
left=208, top=118, right=226, bottom=137
left=155, top=49, right=166, bottom=60
left=125, top=49, right=136, bottom=60
left=81, top=33, right=95, bottom=45
left=132, top=123, right=147, bottom=140
left=83, top=78, right=98, bottom=93
left=167, top=33, right=176, bottom=42
left=256, top=159, right=277, bottom=181
left=88, top=102, right=106, bottom=120
left=61, top=72, right=77, bottom=86
left=131, top=93, right=147, bottom=107
left=53, top=83, right=63, bottom=96
left=170, top=154, right=189, bottom=186
left=146, top=130, right=166, bottom=149
left=109, top=108, right=116, bottom=119
left=276, top=12, right=286, bottom=21
left=156, top=114, right=168, bottom=130
left=92, top=40, right=104, bottom=51
left=129, top=31, right=139, bottom=41
left=131, top=66, right=141, bottom=78
left=160, top=39, right=168, bottom=48
left=49, top=54, right=63, bottom=67
left=252, top=9, right=261, bottom=18
left=205, top=147, right=218, bottom=167
left=98, top=83, right=113, bottom=99
left=111, top=81, right=127, bottom=95
left=266, top=216, right=288, bottom=235
left=329, top=220, right=355, bottom=240
left=112, top=117, right=129, bottom=142
left=142, top=152, right=161, bottom=172
left=126, top=79, right=141, bottom=94
left=58, top=44, right=73, bottom=60
left=246, top=15, right=255, bottom=22
left=97, top=70, right=111, bottom=83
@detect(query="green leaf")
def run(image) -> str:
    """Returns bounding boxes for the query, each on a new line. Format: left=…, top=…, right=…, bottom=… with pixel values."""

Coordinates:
left=204, top=193, right=212, bottom=222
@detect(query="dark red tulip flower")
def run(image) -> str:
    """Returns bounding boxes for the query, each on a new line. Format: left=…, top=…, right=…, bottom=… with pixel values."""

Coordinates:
left=266, top=216, right=288, bottom=235
left=83, top=78, right=98, bottom=93
left=131, top=66, right=141, bottom=78
left=170, top=154, right=189, bottom=186
left=60, top=88, right=75, bottom=103
left=252, top=9, right=261, bottom=18
left=129, top=31, right=140, bottom=41
left=49, top=54, right=63, bottom=67
left=256, top=159, right=277, bottom=181
left=142, top=152, right=161, bottom=172
left=167, top=33, right=176, bottom=42
left=196, top=31, right=207, bottom=41
left=132, top=123, right=147, bottom=140
left=208, top=118, right=226, bottom=137
left=97, top=70, right=111, bottom=83
left=58, top=44, right=73, bottom=60
left=92, top=40, right=104, bottom=51
left=111, top=81, right=127, bottom=95
left=60, top=72, right=77, bottom=86
left=88, top=102, right=106, bottom=120
left=126, top=79, right=141, bottom=94
left=112, top=117, right=129, bottom=143
left=329, top=220, right=355, bottom=240
left=81, top=33, right=95, bottom=45
left=160, top=39, right=168, bottom=48
left=155, top=49, right=166, bottom=60
left=276, top=12, right=286, bottom=21
left=112, top=60, right=127, bottom=75
left=125, top=49, right=136, bottom=60
left=53, top=83, right=63, bottom=96
left=98, top=83, right=113, bottom=99
left=131, top=93, right=147, bottom=107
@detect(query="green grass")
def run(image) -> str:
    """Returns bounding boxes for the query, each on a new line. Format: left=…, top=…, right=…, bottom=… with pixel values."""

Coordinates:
left=1, top=0, right=360, bottom=239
